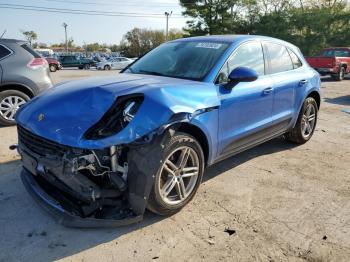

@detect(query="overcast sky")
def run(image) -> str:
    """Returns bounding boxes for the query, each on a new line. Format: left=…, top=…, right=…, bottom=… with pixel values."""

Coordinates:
left=0, top=0, right=188, bottom=45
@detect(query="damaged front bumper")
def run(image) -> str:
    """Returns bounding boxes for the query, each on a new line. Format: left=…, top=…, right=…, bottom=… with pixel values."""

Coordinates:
left=21, top=168, right=143, bottom=228
left=17, top=125, right=166, bottom=228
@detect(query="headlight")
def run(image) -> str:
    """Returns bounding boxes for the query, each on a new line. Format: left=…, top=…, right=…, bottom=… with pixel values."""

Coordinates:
left=84, top=94, right=144, bottom=139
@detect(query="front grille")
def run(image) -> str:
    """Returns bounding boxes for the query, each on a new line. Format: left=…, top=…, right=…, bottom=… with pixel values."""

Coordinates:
left=18, top=125, right=73, bottom=157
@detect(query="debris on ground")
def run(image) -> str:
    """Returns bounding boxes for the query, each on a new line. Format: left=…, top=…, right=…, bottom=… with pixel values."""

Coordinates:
left=224, top=228, right=236, bottom=236
left=207, top=239, right=215, bottom=245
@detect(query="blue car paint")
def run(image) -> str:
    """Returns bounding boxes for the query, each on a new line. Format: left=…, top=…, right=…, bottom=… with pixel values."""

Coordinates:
left=16, top=73, right=220, bottom=150
left=16, top=35, right=321, bottom=166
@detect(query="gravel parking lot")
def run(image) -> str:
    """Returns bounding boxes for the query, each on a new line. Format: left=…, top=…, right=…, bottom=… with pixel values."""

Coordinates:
left=0, top=69, right=349, bottom=262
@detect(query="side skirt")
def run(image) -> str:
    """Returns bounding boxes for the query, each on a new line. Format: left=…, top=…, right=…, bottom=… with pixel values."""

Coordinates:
left=213, top=128, right=288, bottom=165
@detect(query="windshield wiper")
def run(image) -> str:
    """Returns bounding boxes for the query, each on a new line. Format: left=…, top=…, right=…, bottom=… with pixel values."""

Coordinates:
left=137, top=70, right=164, bottom=76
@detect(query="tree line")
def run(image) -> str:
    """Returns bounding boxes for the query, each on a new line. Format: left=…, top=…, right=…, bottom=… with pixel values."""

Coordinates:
left=27, top=28, right=183, bottom=57
left=180, top=0, right=350, bottom=55
left=22, top=0, right=350, bottom=57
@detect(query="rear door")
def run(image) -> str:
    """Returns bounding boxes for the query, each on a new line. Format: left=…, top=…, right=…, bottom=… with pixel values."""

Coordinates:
left=263, top=42, right=305, bottom=131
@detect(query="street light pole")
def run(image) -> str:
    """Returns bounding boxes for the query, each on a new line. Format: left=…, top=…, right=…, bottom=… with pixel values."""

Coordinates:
left=62, top=22, right=68, bottom=53
left=164, top=11, right=172, bottom=41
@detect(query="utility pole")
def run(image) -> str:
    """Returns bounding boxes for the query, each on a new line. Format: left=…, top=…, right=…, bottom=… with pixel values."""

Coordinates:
left=164, top=11, right=172, bottom=41
left=62, top=22, right=68, bottom=53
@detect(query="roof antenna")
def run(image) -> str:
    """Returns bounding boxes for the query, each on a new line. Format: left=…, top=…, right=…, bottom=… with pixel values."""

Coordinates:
left=0, top=30, right=6, bottom=38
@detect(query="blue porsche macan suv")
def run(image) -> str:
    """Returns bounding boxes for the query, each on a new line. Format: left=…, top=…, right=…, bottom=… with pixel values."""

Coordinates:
left=16, top=35, right=321, bottom=227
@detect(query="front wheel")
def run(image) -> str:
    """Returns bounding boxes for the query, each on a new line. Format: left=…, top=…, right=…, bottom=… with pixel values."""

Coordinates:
left=104, top=65, right=111, bottom=70
left=286, top=97, right=318, bottom=144
left=0, top=90, right=30, bottom=126
left=147, top=132, right=205, bottom=216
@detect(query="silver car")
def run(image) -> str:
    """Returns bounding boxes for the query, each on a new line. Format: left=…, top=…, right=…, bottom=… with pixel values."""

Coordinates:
left=0, top=39, right=52, bottom=125
left=96, top=57, right=133, bottom=70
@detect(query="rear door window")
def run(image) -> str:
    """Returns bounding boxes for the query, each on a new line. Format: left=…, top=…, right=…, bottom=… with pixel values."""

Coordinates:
left=0, top=45, right=12, bottom=60
left=264, top=42, right=293, bottom=74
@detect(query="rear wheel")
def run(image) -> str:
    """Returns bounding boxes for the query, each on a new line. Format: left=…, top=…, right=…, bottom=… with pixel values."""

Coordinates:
left=0, top=90, right=30, bottom=126
left=286, top=97, right=318, bottom=144
left=147, top=132, right=204, bottom=216
left=84, top=64, right=90, bottom=70
left=49, top=64, right=57, bottom=72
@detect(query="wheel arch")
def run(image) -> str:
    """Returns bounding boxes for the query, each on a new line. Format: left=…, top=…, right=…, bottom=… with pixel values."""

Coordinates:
left=0, top=83, right=34, bottom=98
left=307, top=90, right=321, bottom=109
left=171, top=122, right=210, bottom=167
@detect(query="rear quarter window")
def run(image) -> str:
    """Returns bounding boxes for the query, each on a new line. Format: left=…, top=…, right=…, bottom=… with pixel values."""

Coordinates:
left=287, top=48, right=303, bottom=69
left=0, top=45, right=12, bottom=60
left=21, top=44, right=41, bottom=58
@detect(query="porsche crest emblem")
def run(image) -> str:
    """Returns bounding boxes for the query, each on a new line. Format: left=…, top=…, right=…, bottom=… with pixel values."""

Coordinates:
left=38, top=113, right=45, bottom=122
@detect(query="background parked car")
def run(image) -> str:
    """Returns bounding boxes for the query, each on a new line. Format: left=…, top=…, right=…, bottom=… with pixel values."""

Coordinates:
left=306, top=47, right=350, bottom=81
left=0, top=38, right=52, bottom=126
left=45, top=57, right=62, bottom=72
left=96, top=57, right=133, bottom=70
left=58, top=55, right=95, bottom=69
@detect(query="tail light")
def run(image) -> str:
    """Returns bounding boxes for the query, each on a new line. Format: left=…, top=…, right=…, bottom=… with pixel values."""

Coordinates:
left=27, top=58, right=48, bottom=69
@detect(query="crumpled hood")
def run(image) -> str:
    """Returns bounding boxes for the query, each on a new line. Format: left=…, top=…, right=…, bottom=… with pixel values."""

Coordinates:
left=16, top=73, right=219, bottom=149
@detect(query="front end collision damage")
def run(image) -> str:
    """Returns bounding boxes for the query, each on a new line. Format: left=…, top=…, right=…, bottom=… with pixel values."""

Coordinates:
left=15, top=74, right=220, bottom=227
left=17, top=106, right=217, bottom=227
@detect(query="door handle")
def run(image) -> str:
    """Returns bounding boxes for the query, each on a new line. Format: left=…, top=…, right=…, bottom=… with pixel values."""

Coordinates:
left=299, top=79, right=308, bottom=86
left=263, top=87, right=273, bottom=95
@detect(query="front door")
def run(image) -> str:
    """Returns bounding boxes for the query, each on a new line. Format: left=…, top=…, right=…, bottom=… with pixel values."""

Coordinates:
left=217, top=41, right=274, bottom=159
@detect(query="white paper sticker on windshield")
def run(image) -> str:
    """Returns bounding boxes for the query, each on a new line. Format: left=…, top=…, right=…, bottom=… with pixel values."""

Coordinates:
left=195, top=42, right=222, bottom=49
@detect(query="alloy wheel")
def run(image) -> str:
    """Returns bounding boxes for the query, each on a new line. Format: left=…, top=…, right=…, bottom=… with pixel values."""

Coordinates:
left=301, top=103, right=316, bottom=138
left=158, top=146, right=200, bottom=205
left=0, top=95, right=26, bottom=121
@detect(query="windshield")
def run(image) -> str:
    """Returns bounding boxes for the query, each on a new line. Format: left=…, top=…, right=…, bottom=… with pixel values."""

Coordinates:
left=322, top=49, right=349, bottom=57
left=124, top=41, right=230, bottom=81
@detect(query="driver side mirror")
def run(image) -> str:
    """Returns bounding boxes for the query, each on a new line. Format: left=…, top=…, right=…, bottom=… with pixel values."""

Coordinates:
left=225, top=66, right=258, bottom=89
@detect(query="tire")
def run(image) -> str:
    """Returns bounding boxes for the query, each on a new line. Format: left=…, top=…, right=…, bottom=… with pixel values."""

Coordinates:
left=147, top=132, right=205, bottom=216
left=286, top=97, right=318, bottom=144
left=332, top=67, right=345, bottom=81
left=78, top=66, right=84, bottom=69
left=49, top=64, right=57, bottom=72
left=104, top=65, right=111, bottom=70
left=0, top=90, right=30, bottom=126
left=84, top=64, right=90, bottom=70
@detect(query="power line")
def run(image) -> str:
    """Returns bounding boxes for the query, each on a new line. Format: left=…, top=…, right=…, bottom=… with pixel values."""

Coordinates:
left=0, top=3, right=183, bottom=17
left=41, top=0, right=184, bottom=7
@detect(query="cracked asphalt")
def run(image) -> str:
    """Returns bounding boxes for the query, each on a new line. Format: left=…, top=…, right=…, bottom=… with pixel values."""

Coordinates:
left=0, top=69, right=349, bottom=261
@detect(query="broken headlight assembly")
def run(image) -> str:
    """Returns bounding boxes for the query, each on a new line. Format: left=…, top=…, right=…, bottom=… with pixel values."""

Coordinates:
left=84, top=94, right=144, bottom=139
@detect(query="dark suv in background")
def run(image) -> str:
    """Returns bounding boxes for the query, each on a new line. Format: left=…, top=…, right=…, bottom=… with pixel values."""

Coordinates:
left=0, top=39, right=52, bottom=126
left=58, top=55, right=95, bottom=69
